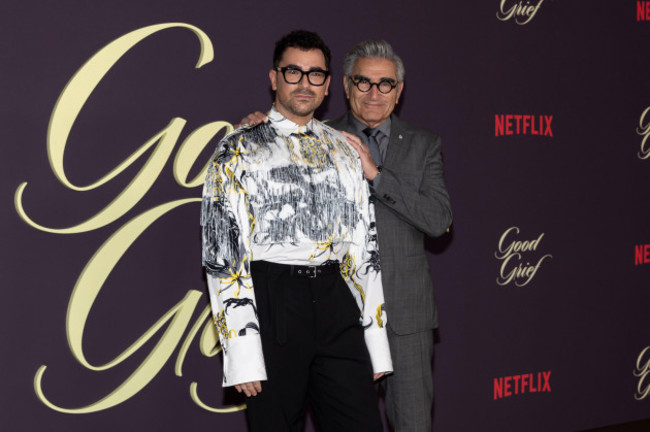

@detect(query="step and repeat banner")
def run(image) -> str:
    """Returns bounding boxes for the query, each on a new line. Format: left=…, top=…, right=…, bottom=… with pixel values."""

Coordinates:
left=2, top=1, right=649, bottom=431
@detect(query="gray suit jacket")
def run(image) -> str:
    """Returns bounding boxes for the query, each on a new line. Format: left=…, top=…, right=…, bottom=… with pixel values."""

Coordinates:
left=328, top=112, right=452, bottom=335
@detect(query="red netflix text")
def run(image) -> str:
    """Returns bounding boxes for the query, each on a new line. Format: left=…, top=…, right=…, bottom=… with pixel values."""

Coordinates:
left=493, top=370, right=551, bottom=400
left=635, top=244, right=650, bottom=266
left=638, top=1, right=650, bottom=21
left=494, top=115, right=553, bottom=137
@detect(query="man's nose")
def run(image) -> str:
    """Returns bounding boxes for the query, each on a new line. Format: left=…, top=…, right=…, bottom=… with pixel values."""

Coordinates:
left=367, top=85, right=381, bottom=98
left=297, top=75, right=311, bottom=89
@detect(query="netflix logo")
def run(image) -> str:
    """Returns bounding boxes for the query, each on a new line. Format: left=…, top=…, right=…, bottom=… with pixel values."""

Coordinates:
left=495, top=115, right=553, bottom=137
left=494, top=370, right=552, bottom=400
left=638, top=1, right=650, bottom=21
left=635, top=244, right=650, bottom=266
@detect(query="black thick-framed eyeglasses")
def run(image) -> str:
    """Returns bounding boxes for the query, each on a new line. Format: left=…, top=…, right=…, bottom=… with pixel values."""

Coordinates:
left=349, top=75, right=398, bottom=94
left=275, top=67, right=330, bottom=86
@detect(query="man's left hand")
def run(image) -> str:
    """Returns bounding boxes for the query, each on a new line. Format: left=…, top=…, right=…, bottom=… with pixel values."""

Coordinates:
left=235, top=381, right=262, bottom=397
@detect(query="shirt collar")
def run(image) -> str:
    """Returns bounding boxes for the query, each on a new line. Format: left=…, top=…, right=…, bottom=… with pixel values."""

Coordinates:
left=267, top=106, right=320, bottom=136
left=347, top=113, right=392, bottom=139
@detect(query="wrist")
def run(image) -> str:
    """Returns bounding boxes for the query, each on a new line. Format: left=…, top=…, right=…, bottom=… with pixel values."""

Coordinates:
left=369, top=165, right=382, bottom=184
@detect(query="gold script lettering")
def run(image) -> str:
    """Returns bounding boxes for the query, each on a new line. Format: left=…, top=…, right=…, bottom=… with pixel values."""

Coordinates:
left=634, top=346, right=650, bottom=400
left=14, top=22, right=213, bottom=233
left=174, top=305, right=245, bottom=413
left=637, top=107, right=650, bottom=160
left=496, top=0, right=545, bottom=25
left=18, top=23, right=242, bottom=414
left=34, top=199, right=200, bottom=413
left=495, top=226, right=552, bottom=287
left=174, top=121, right=233, bottom=188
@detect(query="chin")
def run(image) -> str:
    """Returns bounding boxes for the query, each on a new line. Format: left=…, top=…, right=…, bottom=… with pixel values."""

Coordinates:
left=362, top=114, right=384, bottom=123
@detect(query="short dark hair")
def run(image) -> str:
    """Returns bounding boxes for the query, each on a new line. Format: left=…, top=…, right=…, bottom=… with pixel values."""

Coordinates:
left=273, top=30, right=331, bottom=71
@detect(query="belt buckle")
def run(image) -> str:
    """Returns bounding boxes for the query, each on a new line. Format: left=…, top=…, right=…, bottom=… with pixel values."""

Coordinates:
left=307, top=265, right=318, bottom=278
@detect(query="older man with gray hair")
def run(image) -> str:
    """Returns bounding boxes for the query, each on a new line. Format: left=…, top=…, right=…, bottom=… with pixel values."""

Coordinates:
left=330, top=39, right=451, bottom=432
left=240, top=38, right=451, bottom=432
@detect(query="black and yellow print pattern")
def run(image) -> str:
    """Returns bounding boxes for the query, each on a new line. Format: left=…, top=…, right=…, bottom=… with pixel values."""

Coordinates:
left=340, top=252, right=366, bottom=303
left=213, top=310, right=233, bottom=339
left=201, top=107, right=388, bottom=384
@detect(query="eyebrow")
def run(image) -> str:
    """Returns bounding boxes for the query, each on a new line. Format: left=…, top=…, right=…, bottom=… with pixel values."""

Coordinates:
left=353, top=74, right=396, bottom=84
left=283, top=64, right=328, bottom=71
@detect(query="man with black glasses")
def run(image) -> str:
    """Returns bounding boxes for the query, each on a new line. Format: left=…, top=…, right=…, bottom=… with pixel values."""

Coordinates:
left=201, top=30, right=392, bottom=432
left=241, top=39, right=452, bottom=432
left=331, top=40, right=452, bottom=432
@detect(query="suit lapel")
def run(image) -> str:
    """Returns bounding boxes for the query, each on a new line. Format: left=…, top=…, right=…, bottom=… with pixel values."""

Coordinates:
left=329, top=112, right=409, bottom=170
left=385, top=114, right=407, bottom=169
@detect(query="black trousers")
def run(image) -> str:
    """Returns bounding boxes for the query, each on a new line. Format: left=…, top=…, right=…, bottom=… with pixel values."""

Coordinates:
left=245, top=261, right=382, bottom=432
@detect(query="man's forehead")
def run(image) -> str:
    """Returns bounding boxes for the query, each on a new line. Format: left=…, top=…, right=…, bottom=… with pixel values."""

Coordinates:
left=278, top=47, right=326, bottom=68
left=352, top=57, right=398, bottom=79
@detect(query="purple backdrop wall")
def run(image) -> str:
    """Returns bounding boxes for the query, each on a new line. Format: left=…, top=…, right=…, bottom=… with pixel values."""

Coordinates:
left=2, top=1, right=650, bottom=431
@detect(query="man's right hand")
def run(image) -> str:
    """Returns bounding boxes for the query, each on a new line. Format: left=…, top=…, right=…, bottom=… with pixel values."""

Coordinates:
left=235, top=381, right=262, bottom=397
left=341, top=131, right=380, bottom=181
left=235, top=111, right=267, bottom=128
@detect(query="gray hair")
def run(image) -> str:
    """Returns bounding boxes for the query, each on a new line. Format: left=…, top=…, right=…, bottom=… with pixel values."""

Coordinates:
left=343, top=39, right=405, bottom=82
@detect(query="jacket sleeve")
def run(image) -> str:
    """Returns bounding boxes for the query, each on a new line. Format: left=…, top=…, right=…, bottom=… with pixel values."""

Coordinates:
left=201, top=137, right=267, bottom=387
left=373, top=132, right=452, bottom=238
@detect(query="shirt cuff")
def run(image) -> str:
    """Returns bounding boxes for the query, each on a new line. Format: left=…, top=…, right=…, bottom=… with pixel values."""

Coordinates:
left=221, top=334, right=268, bottom=387
left=364, top=328, right=393, bottom=374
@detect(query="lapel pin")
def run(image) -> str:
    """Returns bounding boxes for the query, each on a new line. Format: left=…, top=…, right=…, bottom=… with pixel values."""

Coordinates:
left=399, top=134, right=403, bottom=140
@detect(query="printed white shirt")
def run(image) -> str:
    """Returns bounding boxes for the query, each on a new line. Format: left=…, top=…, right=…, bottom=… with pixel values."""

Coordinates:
left=201, top=107, right=392, bottom=386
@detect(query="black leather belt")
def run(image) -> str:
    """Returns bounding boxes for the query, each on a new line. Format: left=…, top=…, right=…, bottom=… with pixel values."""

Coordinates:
left=252, top=261, right=340, bottom=278
left=250, top=260, right=340, bottom=346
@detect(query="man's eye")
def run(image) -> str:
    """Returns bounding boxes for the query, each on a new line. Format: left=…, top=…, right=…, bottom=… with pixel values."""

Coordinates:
left=311, top=71, right=325, bottom=78
left=286, top=69, right=301, bottom=76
